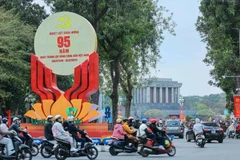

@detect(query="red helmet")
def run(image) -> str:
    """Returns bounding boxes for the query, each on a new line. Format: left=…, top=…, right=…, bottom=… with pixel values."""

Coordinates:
left=150, top=119, right=157, bottom=124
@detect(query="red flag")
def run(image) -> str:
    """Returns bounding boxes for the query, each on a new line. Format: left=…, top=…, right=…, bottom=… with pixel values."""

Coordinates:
left=234, top=96, right=240, bottom=118
left=6, top=110, right=11, bottom=126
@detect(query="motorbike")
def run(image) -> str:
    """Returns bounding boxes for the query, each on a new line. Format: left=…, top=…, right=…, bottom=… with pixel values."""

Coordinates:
left=138, top=133, right=176, bottom=157
left=40, top=139, right=56, bottom=158
left=22, top=129, right=39, bottom=156
left=54, top=131, right=98, bottom=160
left=196, top=133, right=205, bottom=148
left=108, top=137, right=138, bottom=156
left=0, top=131, right=32, bottom=160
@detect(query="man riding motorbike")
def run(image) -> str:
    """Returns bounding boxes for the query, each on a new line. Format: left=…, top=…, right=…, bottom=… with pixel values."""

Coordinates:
left=0, top=118, right=15, bottom=156
left=9, top=117, right=26, bottom=143
left=139, top=118, right=158, bottom=146
left=67, top=116, right=86, bottom=150
left=52, top=115, right=77, bottom=152
left=44, top=115, right=54, bottom=140
left=149, top=119, right=165, bottom=149
left=122, top=118, right=138, bottom=148
left=193, top=118, right=203, bottom=136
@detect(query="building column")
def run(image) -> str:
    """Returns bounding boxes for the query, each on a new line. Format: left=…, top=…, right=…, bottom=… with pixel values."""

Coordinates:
left=166, top=87, right=168, bottom=103
left=177, top=88, right=180, bottom=103
left=160, top=87, right=162, bottom=103
left=171, top=87, right=174, bottom=103
left=153, top=87, right=156, bottom=103
left=146, top=87, right=150, bottom=103
left=143, top=87, right=145, bottom=103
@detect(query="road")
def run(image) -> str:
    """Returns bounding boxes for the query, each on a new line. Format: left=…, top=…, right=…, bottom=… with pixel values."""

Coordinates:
left=34, top=138, right=239, bottom=160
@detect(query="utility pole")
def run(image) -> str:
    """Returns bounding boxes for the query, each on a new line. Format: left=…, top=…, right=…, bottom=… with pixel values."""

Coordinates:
left=233, top=28, right=240, bottom=95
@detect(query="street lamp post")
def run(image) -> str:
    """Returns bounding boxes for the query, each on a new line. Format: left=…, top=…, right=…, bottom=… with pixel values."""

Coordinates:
left=179, top=95, right=184, bottom=120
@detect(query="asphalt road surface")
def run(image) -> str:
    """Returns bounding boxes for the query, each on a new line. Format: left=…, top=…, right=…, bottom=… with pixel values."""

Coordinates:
left=34, top=138, right=239, bottom=160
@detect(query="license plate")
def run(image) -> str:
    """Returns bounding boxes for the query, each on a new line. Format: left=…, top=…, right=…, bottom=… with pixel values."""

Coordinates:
left=211, top=130, right=216, bottom=134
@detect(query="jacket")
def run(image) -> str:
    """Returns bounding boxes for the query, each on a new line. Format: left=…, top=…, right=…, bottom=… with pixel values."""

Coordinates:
left=9, top=122, right=22, bottom=134
left=122, top=122, right=136, bottom=138
left=149, top=123, right=165, bottom=135
left=112, top=124, right=126, bottom=140
left=0, top=124, right=10, bottom=140
left=52, top=122, right=69, bottom=138
left=68, top=122, right=84, bottom=139
left=44, top=121, right=54, bottom=140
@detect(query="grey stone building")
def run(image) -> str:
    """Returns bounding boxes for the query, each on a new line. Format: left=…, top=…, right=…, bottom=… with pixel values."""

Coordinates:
left=131, top=78, right=183, bottom=118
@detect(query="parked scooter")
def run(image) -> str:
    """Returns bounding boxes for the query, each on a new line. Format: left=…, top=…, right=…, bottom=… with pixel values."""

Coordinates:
left=54, top=131, right=98, bottom=160
left=196, top=133, right=205, bottom=148
left=108, top=137, right=138, bottom=156
left=0, top=131, right=32, bottom=160
left=22, top=128, right=39, bottom=156
left=138, top=133, right=176, bottom=157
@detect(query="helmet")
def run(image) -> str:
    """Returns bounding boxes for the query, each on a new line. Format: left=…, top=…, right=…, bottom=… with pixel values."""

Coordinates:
left=122, top=118, right=128, bottom=123
left=142, top=118, right=147, bottom=123
left=195, top=118, right=200, bottom=124
left=128, top=117, right=134, bottom=120
left=116, top=118, right=122, bottom=124
left=150, top=119, right=157, bottom=124
left=55, top=115, right=61, bottom=120
left=13, top=117, right=19, bottom=122
left=68, top=116, right=74, bottom=122
left=2, top=118, right=8, bottom=123
left=47, top=115, right=53, bottom=119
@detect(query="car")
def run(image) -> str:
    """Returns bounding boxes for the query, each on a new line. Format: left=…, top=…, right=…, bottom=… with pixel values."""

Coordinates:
left=186, top=122, right=224, bottom=143
left=164, top=119, right=184, bottom=138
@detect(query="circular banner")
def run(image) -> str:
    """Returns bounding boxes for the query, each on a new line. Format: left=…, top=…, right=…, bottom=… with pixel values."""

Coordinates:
left=34, top=12, right=97, bottom=75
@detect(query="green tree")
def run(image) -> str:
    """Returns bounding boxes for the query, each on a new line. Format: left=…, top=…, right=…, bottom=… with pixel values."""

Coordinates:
left=0, top=0, right=48, bottom=27
left=0, top=9, right=34, bottom=114
left=196, top=0, right=240, bottom=111
left=196, top=103, right=209, bottom=110
left=196, top=109, right=216, bottom=117
left=144, top=109, right=163, bottom=118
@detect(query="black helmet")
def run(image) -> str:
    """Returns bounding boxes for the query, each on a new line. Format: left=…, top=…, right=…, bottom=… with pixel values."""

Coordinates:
left=2, top=118, right=8, bottom=124
left=122, top=118, right=128, bottom=123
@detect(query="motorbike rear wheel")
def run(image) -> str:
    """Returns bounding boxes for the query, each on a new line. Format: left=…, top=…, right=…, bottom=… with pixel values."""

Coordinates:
left=31, top=144, right=39, bottom=156
left=109, top=146, right=119, bottom=156
left=139, top=147, right=149, bottom=157
left=167, top=146, right=176, bottom=157
left=17, top=148, right=32, bottom=160
left=40, top=145, right=53, bottom=158
left=54, top=146, right=67, bottom=160
left=86, top=146, right=98, bottom=160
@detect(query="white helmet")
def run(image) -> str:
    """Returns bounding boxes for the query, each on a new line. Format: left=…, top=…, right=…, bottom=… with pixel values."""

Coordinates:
left=47, top=115, right=53, bottom=119
left=55, top=115, right=61, bottom=120
left=13, top=117, right=19, bottom=122
left=68, top=116, right=74, bottom=122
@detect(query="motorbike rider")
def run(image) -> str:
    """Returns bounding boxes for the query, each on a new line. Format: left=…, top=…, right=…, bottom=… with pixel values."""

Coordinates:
left=52, top=115, right=77, bottom=152
left=122, top=118, right=138, bottom=148
left=44, top=115, right=54, bottom=140
left=67, top=116, right=86, bottom=150
left=112, top=118, right=126, bottom=140
left=149, top=119, right=165, bottom=149
left=0, top=118, right=15, bottom=156
left=193, top=118, right=203, bottom=136
left=9, top=117, right=26, bottom=143
left=139, top=118, right=158, bottom=146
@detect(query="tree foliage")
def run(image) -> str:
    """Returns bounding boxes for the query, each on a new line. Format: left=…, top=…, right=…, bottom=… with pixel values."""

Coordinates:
left=196, top=109, right=216, bottom=117
left=144, top=109, right=163, bottom=118
left=184, top=93, right=226, bottom=114
left=0, top=0, right=48, bottom=27
left=196, top=0, right=240, bottom=111
left=0, top=8, right=34, bottom=114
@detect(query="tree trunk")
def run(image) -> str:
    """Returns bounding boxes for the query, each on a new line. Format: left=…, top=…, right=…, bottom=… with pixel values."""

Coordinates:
left=110, top=57, right=120, bottom=126
left=125, top=95, right=132, bottom=118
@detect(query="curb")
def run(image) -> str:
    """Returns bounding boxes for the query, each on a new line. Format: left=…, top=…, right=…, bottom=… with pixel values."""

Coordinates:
left=96, top=145, right=109, bottom=152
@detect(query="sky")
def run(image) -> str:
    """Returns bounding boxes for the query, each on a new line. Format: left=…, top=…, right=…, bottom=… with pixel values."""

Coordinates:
left=155, top=0, right=223, bottom=96
left=34, top=0, right=223, bottom=96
